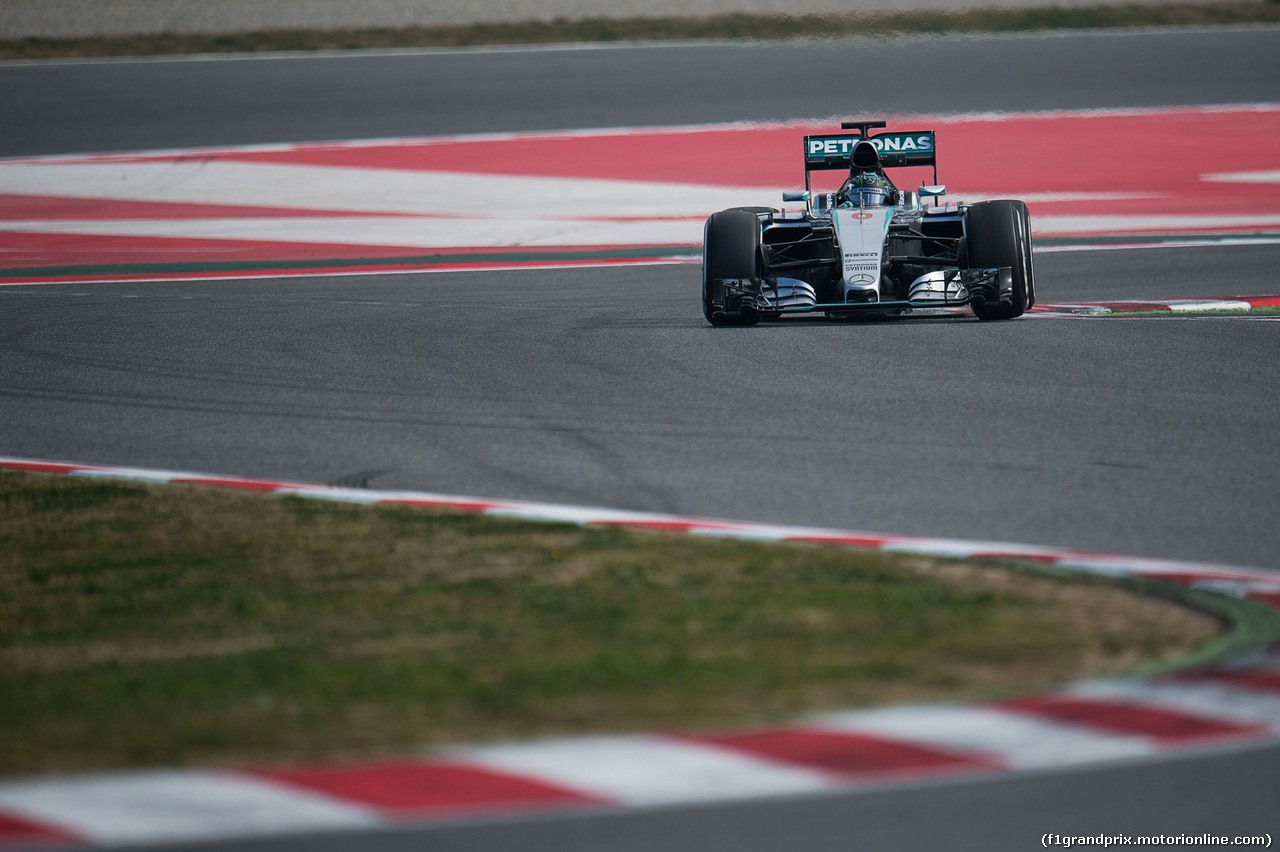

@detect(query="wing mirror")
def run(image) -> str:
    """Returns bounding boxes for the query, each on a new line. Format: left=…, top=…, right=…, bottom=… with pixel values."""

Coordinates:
left=919, top=185, right=947, bottom=197
left=782, top=190, right=810, bottom=203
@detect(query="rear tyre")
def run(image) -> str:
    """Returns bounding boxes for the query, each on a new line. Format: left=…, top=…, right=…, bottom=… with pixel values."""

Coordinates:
left=702, top=210, right=763, bottom=327
left=964, top=200, right=1034, bottom=321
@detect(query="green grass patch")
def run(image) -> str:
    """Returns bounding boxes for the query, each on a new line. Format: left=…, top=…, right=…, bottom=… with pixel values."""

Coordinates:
left=0, top=469, right=1220, bottom=775
left=3, top=2, right=1279, bottom=60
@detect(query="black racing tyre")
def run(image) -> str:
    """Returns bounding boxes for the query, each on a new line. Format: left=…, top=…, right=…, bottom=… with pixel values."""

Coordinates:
left=702, top=209, right=762, bottom=327
left=1015, top=200, right=1036, bottom=310
left=964, top=200, right=1034, bottom=321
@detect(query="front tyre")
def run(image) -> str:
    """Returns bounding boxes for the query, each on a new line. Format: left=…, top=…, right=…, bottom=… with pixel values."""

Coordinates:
left=964, top=200, right=1034, bottom=321
left=702, top=210, right=762, bottom=327
left=1016, top=200, right=1036, bottom=310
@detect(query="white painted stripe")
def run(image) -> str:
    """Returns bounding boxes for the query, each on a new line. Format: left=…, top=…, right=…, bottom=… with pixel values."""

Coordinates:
left=878, top=540, right=984, bottom=559
left=0, top=161, right=775, bottom=220
left=282, top=486, right=391, bottom=505
left=1168, top=300, right=1253, bottom=312
left=1062, top=681, right=1280, bottom=733
left=0, top=215, right=704, bottom=250
left=810, top=704, right=1158, bottom=769
left=0, top=770, right=380, bottom=845
left=77, top=468, right=178, bottom=484
left=452, top=735, right=834, bottom=806
left=1033, top=214, right=1280, bottom=235
left=1034, top=236, right=1280, bottom=253
left=473, top=500, right=799, bottom=539
left=954, top=191, right=1161, bottom=204
left=1202, top=170, right=1280, bottom=184
left=880, top=537, right=1067, bottom=561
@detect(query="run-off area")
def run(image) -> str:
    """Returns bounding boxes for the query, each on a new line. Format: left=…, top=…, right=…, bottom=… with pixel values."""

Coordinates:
left=1, top=104, right=1277, bottom=284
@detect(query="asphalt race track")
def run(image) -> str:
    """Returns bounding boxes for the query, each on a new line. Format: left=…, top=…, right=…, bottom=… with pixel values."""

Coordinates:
left=2, top=26, right=1279, bottom=851
left=4, top=247, right=1280, bottom=574
left=2, top=25, right=1279, bottom=157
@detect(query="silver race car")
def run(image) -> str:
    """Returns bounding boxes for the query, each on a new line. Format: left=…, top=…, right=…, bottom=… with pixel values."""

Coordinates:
left=701, top=120, right=1035, bottom=326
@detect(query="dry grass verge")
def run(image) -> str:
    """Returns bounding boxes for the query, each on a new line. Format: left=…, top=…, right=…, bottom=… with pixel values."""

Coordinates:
left=0, top=469, right=1218, bottom=775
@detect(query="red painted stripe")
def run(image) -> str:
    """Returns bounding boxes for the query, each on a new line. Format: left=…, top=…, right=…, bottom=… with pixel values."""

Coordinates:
left=383, top=498, right=499, bottom=514
left=999, top=696, right=1267, bottom=743
left=185, top=108, right=1280, bottom=230
left=783, top=534, right=897, bottom=548
left=0, top=460, right=91, bottom=475
left=1246, top=296, right=1280, bottom=308
left=967, top=558, right=1275, bottom=589
left=200, top=128, right=803, bottom=185
left=45, top=107, right=1268, bottom=241
left=1174, top=668, right=1280, bottom=693
left=687, top=728, right=998, bottom=776
left=0, top=255, right=684, bottom=285
left=0, top=810, right=82, bottom=847
left=256, top=761, right=606, bottom=816
left=588, top=519, right=759, bottom=534
left=1134, top=572, right=1209, bottom=587
left=0, top=231, right=691, bottom=273
left=0, top=194, right=414, bottom=223
left=0, top=231, right=475, bottom=271
left=203, top=108, right=1280, bottom=194
left=590, top=520, right=701, bottom=533
left=1246, top=591, right=1280, bottom=609
left=170, top=476, right=290, bottom=492
left=969, top=551, right=1062, bottom=565
left=1138, top=570, right=1280, bottom=588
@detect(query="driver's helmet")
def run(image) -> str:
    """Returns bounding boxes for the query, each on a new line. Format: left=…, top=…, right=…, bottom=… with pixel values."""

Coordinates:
left=848, top=171, right=890, bottom=206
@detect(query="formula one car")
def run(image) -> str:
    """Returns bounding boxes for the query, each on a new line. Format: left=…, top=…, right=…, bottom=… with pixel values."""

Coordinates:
left=701, top=120, right=1035, bottom=325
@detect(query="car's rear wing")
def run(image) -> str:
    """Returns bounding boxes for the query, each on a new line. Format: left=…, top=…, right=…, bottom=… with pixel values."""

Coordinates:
left=802, top=121, right=938, bottom=193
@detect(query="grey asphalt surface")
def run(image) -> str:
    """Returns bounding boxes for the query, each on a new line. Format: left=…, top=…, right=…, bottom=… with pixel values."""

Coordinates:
left=3, top=246, right=1279, bottom=572
left=2, top=27, right=1279, bottom=852
left=3, top=25, right=1279, bottom=156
